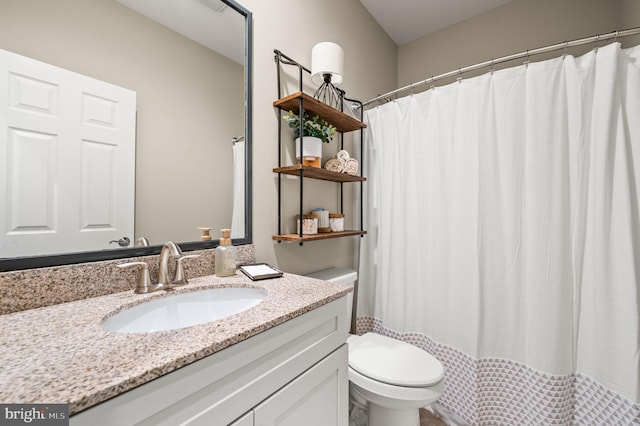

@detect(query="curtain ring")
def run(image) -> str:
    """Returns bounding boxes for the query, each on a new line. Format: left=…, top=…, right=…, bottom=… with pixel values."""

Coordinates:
left=562, top=41, right=568, bottom=59
left=490, top=58, right=495, bottom=75
left=595, top=34, right=600, bottom=52
left=614, top=30, right=619, bottom=42
left=524, top=50, right=530, bottom=68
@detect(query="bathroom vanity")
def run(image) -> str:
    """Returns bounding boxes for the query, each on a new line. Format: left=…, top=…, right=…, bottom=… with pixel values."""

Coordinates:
left=0, top=272, right=350, bottom=426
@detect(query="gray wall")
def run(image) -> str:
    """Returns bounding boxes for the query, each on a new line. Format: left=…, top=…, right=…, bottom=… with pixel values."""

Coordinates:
left=398, top=0, right=638, bottom=89
left=7, top=0, right=634, bottom=277
left=0, top=0, right=398, bottom=275
left=242, top=0, right=397, bottom=274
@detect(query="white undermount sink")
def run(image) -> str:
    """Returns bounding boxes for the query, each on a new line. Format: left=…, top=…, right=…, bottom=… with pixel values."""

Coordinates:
left=102, top=287, right=267, bottom=333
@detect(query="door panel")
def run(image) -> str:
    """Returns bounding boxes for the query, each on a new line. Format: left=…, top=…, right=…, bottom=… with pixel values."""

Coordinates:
left=81, top=139, right=116, bottom=229
left=6, top=128, right=57, bottom=233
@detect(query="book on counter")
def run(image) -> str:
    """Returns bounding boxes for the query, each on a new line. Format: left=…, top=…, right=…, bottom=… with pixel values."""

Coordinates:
left=239, top=263, right=284, bottom=281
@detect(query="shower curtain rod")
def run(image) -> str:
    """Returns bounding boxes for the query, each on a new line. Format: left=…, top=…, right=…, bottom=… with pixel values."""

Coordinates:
left=362, top=27, right=640, bottom=108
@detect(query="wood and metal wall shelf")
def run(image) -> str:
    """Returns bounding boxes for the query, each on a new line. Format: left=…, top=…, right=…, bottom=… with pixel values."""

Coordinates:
left=273, top=50, right=367, bottom=245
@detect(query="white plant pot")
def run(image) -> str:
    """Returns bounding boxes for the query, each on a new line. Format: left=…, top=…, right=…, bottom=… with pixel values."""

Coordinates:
left=295, top=137, right=323, bottom=167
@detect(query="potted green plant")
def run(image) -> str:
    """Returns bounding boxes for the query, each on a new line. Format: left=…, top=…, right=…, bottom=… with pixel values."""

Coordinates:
left=282, top=111, right=336, bottom=167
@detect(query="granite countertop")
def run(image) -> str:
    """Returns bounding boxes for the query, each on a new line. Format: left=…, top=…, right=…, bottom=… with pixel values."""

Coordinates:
left=0, top=272, right=350, bottom=415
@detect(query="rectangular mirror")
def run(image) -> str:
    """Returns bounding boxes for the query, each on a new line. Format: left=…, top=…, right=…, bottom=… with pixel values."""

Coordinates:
left=0, top=0, right=252, bottom=271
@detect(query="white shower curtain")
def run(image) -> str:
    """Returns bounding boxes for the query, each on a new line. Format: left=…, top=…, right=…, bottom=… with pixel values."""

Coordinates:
left=359, top=42, right=640, bottom=424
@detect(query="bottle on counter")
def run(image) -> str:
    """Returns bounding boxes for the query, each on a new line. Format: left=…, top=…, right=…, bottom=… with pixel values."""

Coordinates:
left=215, top=228, right=236, bottom=277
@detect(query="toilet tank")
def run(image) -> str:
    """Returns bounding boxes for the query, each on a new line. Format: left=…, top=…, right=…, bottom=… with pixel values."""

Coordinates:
left=306, top=268, right=358, bottom=320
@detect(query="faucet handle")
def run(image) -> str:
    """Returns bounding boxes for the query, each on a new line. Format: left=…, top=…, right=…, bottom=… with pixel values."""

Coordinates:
left=172, top=255, right=200, bottom=285
left=116, top=261, right=154, bottom=294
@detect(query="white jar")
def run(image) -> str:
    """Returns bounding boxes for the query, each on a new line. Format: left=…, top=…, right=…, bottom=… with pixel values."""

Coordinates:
left=296, top=214, right=318, bottom=235
left=295, top=137, right=323, bottom=168
left=329, top=213, right=344, bottom=232
left=311, top=208, right=330, bottom=233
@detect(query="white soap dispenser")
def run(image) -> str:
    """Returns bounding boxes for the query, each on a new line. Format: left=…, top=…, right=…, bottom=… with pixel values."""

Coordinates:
left=215, top=228, right=236, bottom=277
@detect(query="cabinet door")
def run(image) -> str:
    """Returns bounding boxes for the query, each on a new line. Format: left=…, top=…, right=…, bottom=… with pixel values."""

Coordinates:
left=229, top=411, right=253, bottom=426
left=254, top=344, right=348, bottom=426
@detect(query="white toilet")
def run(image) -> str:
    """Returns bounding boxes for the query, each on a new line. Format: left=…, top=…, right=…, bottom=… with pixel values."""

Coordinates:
left=306, top=268, right=445, bottom=426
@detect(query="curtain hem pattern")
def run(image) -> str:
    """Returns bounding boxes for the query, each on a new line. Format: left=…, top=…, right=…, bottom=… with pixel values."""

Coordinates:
left=357, top=317, right=640, bottom=425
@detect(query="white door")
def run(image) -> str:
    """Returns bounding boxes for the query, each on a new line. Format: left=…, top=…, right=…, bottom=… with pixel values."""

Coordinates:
left=0, top=49, right=136, bottom=257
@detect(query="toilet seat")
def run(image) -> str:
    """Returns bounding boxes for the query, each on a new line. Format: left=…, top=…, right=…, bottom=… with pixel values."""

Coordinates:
left=348, top=333, right=444, bottom=387
left=349, top=366, right=445, bottom=408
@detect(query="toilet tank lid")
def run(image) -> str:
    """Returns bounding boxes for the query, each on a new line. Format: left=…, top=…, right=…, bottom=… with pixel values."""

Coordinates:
left=348, top=333, right=444, bottom=387
left=305, top=268, right=357, bottom=285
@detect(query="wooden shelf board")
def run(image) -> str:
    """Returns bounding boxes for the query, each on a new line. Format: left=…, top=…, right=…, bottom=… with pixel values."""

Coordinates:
left=273, top=230, right=367, bottom=242
left=273, top=165, right=366, bottom=182
left=274, top=92, right=366, bottom=133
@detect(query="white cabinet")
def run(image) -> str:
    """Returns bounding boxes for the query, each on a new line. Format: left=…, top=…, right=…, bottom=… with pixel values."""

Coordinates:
left=230, top=412, right=253, bottom=426
left=71, top=297, right=349, bottom=426
left=254, top=344, right=348, bottom=426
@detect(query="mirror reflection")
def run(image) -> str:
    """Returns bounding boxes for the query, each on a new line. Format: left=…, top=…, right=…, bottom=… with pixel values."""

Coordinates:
left=0, top=0, right=251, bottom=268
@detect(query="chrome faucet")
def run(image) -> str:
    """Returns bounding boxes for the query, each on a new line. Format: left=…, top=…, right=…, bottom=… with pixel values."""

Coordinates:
left=158, top=241, right=183, bottom=286
left=158, top=241, right=199, bottom=286
left=116, top=241, right=200, bottom=294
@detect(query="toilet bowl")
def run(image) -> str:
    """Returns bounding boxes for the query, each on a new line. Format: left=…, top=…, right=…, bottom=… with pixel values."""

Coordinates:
left=306, top=268, right=445, bottom=426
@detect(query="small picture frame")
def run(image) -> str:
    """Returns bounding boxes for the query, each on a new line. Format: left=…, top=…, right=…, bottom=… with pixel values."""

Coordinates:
left=239, top=263, right=284, bottom=281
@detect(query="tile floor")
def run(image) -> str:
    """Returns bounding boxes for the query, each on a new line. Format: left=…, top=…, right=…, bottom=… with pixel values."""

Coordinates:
left=419, top=408, right=447, bottom=426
